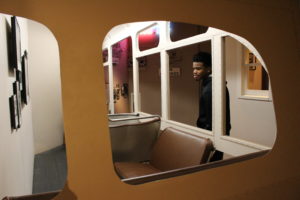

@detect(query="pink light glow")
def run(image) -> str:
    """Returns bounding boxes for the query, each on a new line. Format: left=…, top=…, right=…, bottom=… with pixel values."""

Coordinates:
left=139, top=26, right=159, bottom=35
left=138, top=26, right=160, bottom=51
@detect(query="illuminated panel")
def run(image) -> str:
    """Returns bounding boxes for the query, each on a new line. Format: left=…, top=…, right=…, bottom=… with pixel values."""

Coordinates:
left=138, top=25, right=160, bottom=51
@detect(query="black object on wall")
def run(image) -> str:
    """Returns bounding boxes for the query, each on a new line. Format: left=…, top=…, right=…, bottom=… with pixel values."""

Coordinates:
left=13, top=81, right=22, bottom=128
left=21, top=50, right=30, bottom=104
left=16, top=69, right=23, bottom=90
left=11, top=16, right=22, bottom=70
left=9, top=95, right=19, bottom=130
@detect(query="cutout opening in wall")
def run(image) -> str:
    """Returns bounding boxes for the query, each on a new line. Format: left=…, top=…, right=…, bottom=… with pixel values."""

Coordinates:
left=0, top=14, right=66, bottom=198
left=103, top=21, right=275, bottom=185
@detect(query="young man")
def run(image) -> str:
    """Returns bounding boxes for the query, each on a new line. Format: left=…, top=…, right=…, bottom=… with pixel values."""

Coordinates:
left=193, top=52, right=231, bottom=161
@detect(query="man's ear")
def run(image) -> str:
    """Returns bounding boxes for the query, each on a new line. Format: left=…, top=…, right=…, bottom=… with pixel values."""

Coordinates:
left=207, top=67, right=212, bottom=73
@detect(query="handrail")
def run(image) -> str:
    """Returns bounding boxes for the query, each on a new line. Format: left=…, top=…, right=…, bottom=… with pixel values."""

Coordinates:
left=108, top=113, right=139, bottom=117
left=122, top=150, right=270, bottom=185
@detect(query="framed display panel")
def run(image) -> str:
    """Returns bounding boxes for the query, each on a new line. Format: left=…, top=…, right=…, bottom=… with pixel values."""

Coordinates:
left=9, top=95, right=18, bottom=130
left=11, top=16, right=22, bottom=70
left=16, top=69, right=23, bottom=91
left=138, top=24, right=160, bottom=51
left=13, top=81, right=22, bottom=128
left=21, top=50, right=30, bottom=104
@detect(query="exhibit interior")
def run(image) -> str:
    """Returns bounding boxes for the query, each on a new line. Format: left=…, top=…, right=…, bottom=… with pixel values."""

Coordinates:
left=104, top=21, right=276, bottom=182
left=0, top=0, right=299, bottom=200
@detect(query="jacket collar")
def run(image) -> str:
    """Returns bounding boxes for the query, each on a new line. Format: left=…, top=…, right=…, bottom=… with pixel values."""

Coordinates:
left=202, top=75, right=212, bottom=87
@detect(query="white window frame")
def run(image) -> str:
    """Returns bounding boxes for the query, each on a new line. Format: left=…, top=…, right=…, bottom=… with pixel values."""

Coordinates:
left=236, top=39, right=273, bottom=101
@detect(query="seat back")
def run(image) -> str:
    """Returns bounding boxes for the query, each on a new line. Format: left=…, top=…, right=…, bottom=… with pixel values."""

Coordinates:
left=150, top=127, right=213, bottom=171
left=109, top=116, right=160, bottom=162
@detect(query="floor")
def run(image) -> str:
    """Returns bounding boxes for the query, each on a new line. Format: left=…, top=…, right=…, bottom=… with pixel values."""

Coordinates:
left=32, top=145, right=67, bottom=194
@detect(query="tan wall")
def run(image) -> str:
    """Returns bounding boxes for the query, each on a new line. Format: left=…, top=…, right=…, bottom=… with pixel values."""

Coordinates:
left=0, top=1, right=299, bottom=200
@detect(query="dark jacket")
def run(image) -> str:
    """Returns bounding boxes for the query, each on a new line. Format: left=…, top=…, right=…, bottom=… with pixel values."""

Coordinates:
left=197, top=76, right=231, bottom=135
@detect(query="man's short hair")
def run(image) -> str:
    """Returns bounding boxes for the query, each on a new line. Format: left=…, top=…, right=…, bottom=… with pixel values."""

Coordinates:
left=193, top=52, right=212, bottom=67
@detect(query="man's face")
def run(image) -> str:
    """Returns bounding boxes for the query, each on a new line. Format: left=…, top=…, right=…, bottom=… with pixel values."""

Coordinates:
left=193, top=62, right=211, bottom=81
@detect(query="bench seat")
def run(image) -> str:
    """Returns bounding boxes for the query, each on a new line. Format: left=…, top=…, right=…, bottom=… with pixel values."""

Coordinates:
left=114, top=127, right=214, bottom=179
left=115, top=162, right=161, bottom=178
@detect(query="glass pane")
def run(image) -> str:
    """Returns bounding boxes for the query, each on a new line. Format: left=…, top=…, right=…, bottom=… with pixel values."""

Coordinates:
left=247, top=65, right=269, bottom=90
left=169, top=41, right=212, bottom=129
left=103, top=66, right=110, bottom=112
left=112, top=37, right=133, bottom=113
left=139, top=53, right=161, bottom=115
left=224, top=36, right=276, bottom=147
left=102, top=48, right=108, bottom=63
left=138, top=25, right=160, bottom=51
left=170, top=22, right=208, bottom=42
left=244, top=48, right=269, bottom=90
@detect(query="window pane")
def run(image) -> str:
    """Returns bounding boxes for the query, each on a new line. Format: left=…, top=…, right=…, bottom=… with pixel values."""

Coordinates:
left=103, top=66, right=110, bottom=112
left=244, top=48, right=269, bottom=90
left=102, top=48, right=108, bottom=63
left=138, top=25, right=160, bottom=51
left=169, top=41, right=212, bottom=129
left=247, top=66, right=269, bottom=90
left=112, top=37, right=133, bottom=113
left=139, top=53, right=161, bottom=115
left=170, top=22, right=208, bottom=42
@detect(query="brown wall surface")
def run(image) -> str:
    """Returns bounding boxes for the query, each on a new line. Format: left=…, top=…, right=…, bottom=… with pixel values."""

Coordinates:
left=0, top=0, right=299, bottom=199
